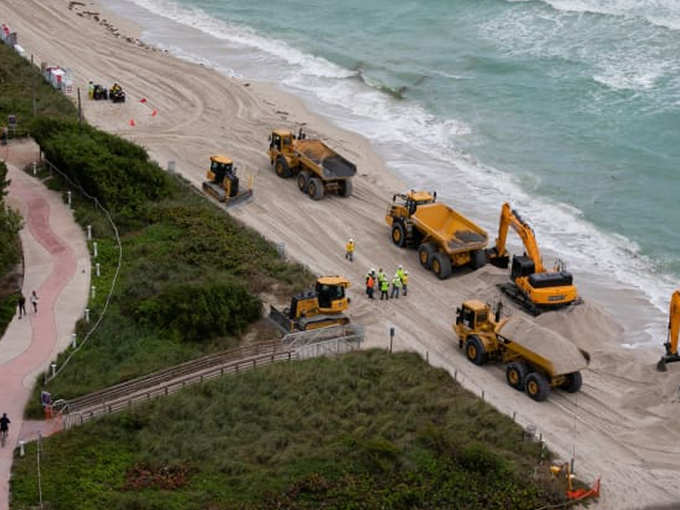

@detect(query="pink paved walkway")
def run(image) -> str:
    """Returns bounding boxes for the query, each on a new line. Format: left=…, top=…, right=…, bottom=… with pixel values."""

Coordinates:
left=0, top=151, right=89, bottom=509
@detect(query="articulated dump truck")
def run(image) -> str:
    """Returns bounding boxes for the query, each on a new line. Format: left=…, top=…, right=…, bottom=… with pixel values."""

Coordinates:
left=386, top=191, right=489, bottom=279
left=268, top=128, right=356, bottom=200
left=454, top=300, right=590, bottom=402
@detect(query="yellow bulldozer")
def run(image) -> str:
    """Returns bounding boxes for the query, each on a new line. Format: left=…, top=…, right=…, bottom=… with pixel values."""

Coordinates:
left=487, top=203, right=579, bottom=315
left=269, top=276, right=351, bottom=333
left=202, top=155, right=253, bottom=206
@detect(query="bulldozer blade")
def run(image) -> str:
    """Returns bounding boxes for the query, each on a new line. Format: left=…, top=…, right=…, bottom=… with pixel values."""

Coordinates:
left=268, top=305, right=293, bottom=334
left=224, top=189, right=253, bottom=208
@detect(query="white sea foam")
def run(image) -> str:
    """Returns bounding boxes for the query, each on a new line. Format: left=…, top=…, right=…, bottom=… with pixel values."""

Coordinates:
left=528, top=0, right=680, bottom=31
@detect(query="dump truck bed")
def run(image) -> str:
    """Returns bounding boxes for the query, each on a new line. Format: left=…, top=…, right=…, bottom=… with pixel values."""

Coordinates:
left=497, top=316, right=588, bottom=376
left=411, top=203, right=488, bottom=253
left=294, top=139, right=356, bottom=179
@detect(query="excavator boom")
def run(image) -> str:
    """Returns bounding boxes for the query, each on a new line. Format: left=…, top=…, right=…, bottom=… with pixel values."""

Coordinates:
left=491, top=203, right=545, bottom=272
left=657, top=290, right=680, bottom=371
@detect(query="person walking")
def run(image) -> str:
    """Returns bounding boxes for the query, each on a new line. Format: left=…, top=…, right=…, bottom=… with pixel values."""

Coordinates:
left=30, top=290, right=39, bottom=314
left=345, top=238, right=355, bottom=262
left=0, top=413, right=10, bottom=446
left=17, top=292, right=26, bottom=319
left=402, top=270, right=409, bottom=296
left=380, top=277, right=389, bottom=300
left=391, top=272, right=402, bottom=299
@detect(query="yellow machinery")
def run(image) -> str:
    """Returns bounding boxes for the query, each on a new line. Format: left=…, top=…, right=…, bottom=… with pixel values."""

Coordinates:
left=269, top=276, right=351, bottom=333
left=657, top=290, right=680, bottom=371
left=453, top=300, right=589, bottom=401
left=203, top=155, right=253, bottom=206
left=487, top=203, right=579, bottom=315
left=385, top=190, right=489, bottom=279
left=267, top=128, right=356, bottom=200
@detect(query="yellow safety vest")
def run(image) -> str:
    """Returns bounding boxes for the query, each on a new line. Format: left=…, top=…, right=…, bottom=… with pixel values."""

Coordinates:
left=346, top=241, right=355, bottom=252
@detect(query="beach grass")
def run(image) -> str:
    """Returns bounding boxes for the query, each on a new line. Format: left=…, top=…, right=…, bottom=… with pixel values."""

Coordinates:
left=11, top=350, right=570, bottom=510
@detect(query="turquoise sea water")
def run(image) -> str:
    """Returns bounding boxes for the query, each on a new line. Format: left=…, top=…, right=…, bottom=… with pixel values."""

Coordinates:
left=106, top=0, right=680, bottom=344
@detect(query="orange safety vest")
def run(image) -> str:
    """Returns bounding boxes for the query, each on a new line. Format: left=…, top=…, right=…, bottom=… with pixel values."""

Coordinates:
left=367, top=276, right=374, bottom=288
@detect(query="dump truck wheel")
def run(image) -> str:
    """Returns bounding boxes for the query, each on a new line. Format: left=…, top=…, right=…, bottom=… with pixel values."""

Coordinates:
left=391, top=223, right=406, bottom=247
left=418, top=243, right=436, bottom=269
left=432, top=252, right=452, bottom=280
left=340, top=179, right=353, bottom=198
left=308, top=177, right=324, bottom=200
left=297, top=171, right=310, bottom=192
left=275, top=157, right=292, bottom=178
left=560, top=372, right=582, bottom=393
left=525, top=372, right=551, bottom=402
left=506, top=363, right=527, bottom=391
left=470, top=249, right=487, bottom=269
left=465, top=336, right=486, bottom=366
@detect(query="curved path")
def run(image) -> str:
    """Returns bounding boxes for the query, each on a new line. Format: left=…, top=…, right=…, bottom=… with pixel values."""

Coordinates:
left=0, top=144, right=90, bottom=509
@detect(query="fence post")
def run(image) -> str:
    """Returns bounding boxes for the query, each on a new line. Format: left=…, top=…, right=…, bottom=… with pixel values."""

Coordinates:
left=93, top=241, right=98, bottom=258
left=84, top=308, right=90, bottom=323
left=91, top=285, right=96, bottom=299
left=87, top=224, right=92, bottom=241
left=71, top=333, right=77, bottom=348
left=389, top=327, right=395, bottom=353
left=95, top=263, right=100, bottom=277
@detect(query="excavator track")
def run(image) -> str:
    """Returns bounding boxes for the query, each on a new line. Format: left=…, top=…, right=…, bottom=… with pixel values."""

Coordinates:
left=498, top=283, right=582, bottom=316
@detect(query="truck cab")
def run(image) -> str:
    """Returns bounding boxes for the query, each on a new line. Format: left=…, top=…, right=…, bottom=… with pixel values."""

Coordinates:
left=315, top=276, right=350, bottom=313
left=387, top=190, right=436, bottom=223
left=269, top=129, right=293, bottom=157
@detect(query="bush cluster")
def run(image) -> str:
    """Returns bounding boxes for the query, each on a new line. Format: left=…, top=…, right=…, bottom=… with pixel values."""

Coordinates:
left=30, top=118, right=173, bottom=223
left=135, top=281, right=261, bottom=342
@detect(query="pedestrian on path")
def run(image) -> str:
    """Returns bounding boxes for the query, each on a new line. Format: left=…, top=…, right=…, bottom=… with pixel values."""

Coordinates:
left=17, top=292, right=26, bottom=319
left=391, top=273, right=402, bottom=299
left=380, top=277, right=389, bottom=300
left=30, top=290, right=39, bottom=313
left=345, top=238, right=355, bottom=262
left=0, top=413, right=10, bottom=446
left=402, top=270, right=409, bottom=296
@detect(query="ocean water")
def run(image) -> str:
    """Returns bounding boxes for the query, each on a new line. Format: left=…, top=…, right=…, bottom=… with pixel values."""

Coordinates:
left=105, top=0, right=680, bottom=345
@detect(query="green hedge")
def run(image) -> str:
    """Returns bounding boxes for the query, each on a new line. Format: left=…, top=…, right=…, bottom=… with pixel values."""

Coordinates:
left=135, top=281, right=262, bottom=342
left=30, top=118, right=173, bottom=224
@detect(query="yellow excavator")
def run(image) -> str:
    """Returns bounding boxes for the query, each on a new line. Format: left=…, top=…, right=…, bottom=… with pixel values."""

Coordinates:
left=487, top=203, right=579, bottom=315
left=269, top=276, right=351, bottom=333
left=202, top=155, right=253, bottom=206
left=657, top=290, right=680, bottom=371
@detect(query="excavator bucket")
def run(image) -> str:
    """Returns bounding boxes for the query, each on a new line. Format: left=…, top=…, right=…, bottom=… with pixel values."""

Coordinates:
left=657, top=353, right=680, bottom=372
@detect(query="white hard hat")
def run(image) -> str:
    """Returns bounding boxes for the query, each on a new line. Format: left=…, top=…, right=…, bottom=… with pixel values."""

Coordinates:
left=349, top=238, right=353, bottom=242
left=398, top=264, right=403, bottom=269
left=404, top=270, right=408, bottom=274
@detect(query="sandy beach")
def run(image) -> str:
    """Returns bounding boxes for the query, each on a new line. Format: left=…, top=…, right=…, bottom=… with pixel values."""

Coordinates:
left=2, top=0, right=680, bottom=508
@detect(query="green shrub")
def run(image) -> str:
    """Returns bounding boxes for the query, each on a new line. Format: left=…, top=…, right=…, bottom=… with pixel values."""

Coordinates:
left=135, top=281, right=262, bottom=341
left=30, top=117, right=173, bottom=223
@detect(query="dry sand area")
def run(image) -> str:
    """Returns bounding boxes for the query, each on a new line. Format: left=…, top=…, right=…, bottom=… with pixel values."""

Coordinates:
left=2, top=1, right=680, bottom=507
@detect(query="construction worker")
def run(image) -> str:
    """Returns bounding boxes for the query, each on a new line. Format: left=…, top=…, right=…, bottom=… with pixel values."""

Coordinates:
left=380, top=276, right=389, bottom=300
left=345, top=238, right=355, bottom=262
left=377, top=268, right=386, bottom=289
left=391, top=272, right=402, bottom=299
left=402, top=270, right=409, bottom=296
left=365, top=269, right=375, bottom=299
left=396, top=264, right=405, bottom=281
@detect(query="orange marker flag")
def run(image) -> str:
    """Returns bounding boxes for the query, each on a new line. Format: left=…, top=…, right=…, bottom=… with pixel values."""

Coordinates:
left=140, top=98, right=147, bottom=103
left=151, top=109, right=158, bottom=117
left=129, top=119, right=136, bottom=127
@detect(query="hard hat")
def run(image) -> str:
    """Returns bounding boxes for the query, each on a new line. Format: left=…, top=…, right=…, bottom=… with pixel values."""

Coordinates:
left=398, top=264, right=403, bottom=269
left=349, top=238, right=353, bottom=242
left=404, top=270, right=408, bottom=274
